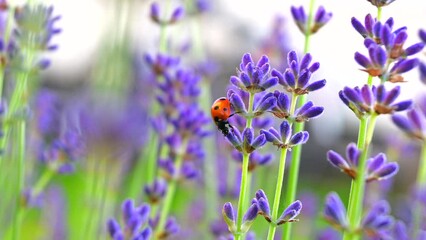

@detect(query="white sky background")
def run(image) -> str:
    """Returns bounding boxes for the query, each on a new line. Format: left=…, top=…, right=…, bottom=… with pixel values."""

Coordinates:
left=38, top=0, right=426, bottom=145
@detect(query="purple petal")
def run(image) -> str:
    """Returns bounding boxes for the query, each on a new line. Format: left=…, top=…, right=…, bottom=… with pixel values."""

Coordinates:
left=260, top=77, right=278, bottom=90
left=376, top=162, right=399, bottom=180
left=391, top=114, right=414, bottom=133
left=306, top=79, right=326, bottom=92
left=354, top=52, right=372, bottom=69
left=222, top=202, right=235, bottom=221
left=280, top=121, right=292, bottom=142
left=251, top=133, right=266, bottom=149
left=230, top=93, right=247, bottom=114
left=346, top=143, right=360, bottom=166
left=243, top=204, right=259, bottom=222
left=419, top=62, right=426, bottom=84
left=351, top=17, right=368, bottom=37
left=278, top=200, right=302, bottom=223
left=367, top=153, right=386, bottom=173
left=327, top=150, right=351, bottom=170
left=299, top=53, right=312, bottom=71
left=258, top=197, right=271, bottom=216
left=392, top=100, right=412, bottom=112
left=405, top=43, right=425, bottom=56
left=260, top=129, right=281, bottom=144
left=284, top=69, right=296, bottom=88
left=289, top=131, right=309, bottom=145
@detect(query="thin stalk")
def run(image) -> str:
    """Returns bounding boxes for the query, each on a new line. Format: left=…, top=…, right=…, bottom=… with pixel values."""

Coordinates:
left=377, top=7, right=382, bottom=21
left=282, top=0, right=314, bottom=237
left=412, top=141, right=426, bottom=239
left=234, top=92, right=255, bottom=240
left=159, top=1, right=172, bottom=53
left=267, top=148, right=288, bottom=240
left=343, top=114, right=378, bottom=240
left=155, top=139, right=188, bottom=238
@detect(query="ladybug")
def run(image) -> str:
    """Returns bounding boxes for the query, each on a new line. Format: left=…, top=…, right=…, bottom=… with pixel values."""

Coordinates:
left=211, top=97, right=234, bottom=136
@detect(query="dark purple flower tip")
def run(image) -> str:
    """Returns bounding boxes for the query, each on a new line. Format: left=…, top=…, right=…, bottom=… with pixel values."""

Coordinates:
left=284, top=69, right=296, bottom=88
left=229, top=92, right=247, bottom=114
left=255, top=189, right=268, bottom=201
left=289, top=131, right=309, bottom=146
left=405, top=43, right=425, bottom=56
left=277, top=200, right=302, bottom=225
left=243, top=203, right=259, bottom=223
left=361, top=85, right=374, bottom=106
left=170, top=6, right=184, bottom=23
left=363, top=201, right=390, bottom=226
left=420, top=29, right=426, bottom=43
left=314, top=6, right=332, bottom=26
left=144, top=179, right=167, bottom=203
left=297, top=70, right=312, bottom=88
left=254, top=95, right=276, bottom=114
left=230, top=75, right=247, bottom=89
left=242, top=127, right=254, bottom=146
left=364, top=14, right=374, bottom=34
left=150, top=2, right=161, bottom=22
left=241, top=53, right=254, bottom=70
left=309, top=62, right=320, bottom=73
left=351, top=17, right=368, bottom=38
left=251, top=133, right=266, bottom=150
left=327, top=150, right=351, bottom=171
left=260, top=128, right=281, bottom=145
left=290, top=5, right=306, bottom=23
left=259, top=76, right=278, bottom=90
left=346, top=143, right=360, bottom=166
left=306, top=79, right=326, bottom=92
left=419, top=62, right=426, bottom=85
left=288, top=50, right=299, bottom=69
left=391, top=100, right=412, bottom=112
left=380, top=25, right=394, bottom=49
left=222, top=202, right=236, bottom=231
left=257, top=197, right=271, bottom=217
left=324, top=192, right=347, bottom=227
left=226, top=127, right=243, bottom=148
left=138, top=204, right=150, bottom=221
left=257, top=55, right=269, bottom=68
left=128, top=216, right=143, bottom=233
left=391, top=58, right=419, bottom=75
left=367, top=153, right=386, bottom=173
left=298, top=106, right=324, bottom=121
left=37, top=59, right=51, bottom=70
left=279, top=120, right=292, bottom=141
left=375, top=162, right=399, bottom=180
left=271, top=69, right=285, bottom=86
left=181, top=162, right=198, bottom=180
left=354, top=52, right=372, bottom=69
left=300, top=53, right=312, bottom=71
left=343, top=86, right=362, bottom=103
left=107, top=218, right=121, bottom=237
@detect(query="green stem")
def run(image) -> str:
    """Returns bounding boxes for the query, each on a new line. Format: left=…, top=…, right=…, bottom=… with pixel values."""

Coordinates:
left=367, top=75, right=373, bottom=87
left=155, top=139, right=188, bottom=238
left=159, top=1, right=172, bottom=53
left=412, top=141, right=426, bottom=239
left=377, top=7, right=382, bottom=21
left=234, top=92, right=255, bottom=240
left=267, top=148, right=288, bottom=240
left=343, top=114, right=378, bottom=240
left=282, top=0, right=314, bottom=237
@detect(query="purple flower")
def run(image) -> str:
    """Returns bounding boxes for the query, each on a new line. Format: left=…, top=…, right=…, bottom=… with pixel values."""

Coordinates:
left=324, top=192, right=348, bottom=230
left=144, top=53, right=180, bottom=75
left=241, top=203, right=259, bottom=232
left=419, top=62, right=426, bottom=85
left=420, top=29, right=426, bottom=44
left=149, top=2, right=184, bottom=25
left=276, top=200, right=302, bottom=225
left=362, top=200, right=394, bottom=238
left=294, top=101, right=324, bottom=122
left=366, top=153, right=399, bottom=182
left=339, top=84, right=412, bottom=118
left=327, top=143, right=360, bottom=179
left=290, top=5, right=332, bottom=35
left=222, top=202, right=236, bottom=233
left=392, top=108, right=426, bottom=141
left=107, top=199, right=151, bottom=240
left=225, top=127, right=266, bottom=154
left=253, top=189, right=272, bottom=222
left=272, top=51, right=326, bottom=95
left=393, top=220, right=409, bottom=240
left=260, top=121, right=309, bottom=149
left=351, top=14, right=403, bottom=44
left=230, top=53, right=278, bottom=93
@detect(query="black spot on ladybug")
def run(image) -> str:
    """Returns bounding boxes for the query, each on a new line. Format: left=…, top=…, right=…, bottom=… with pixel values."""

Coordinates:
left=214, top=106, right=219, bottom=110
left=223, top=107, right=227, bottom=111
left=214, top=117, right=219, bottom=122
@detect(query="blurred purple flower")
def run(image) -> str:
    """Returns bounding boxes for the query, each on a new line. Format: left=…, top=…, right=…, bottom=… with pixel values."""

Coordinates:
left=107, top=199, right=151, bottom=240
left=144, top=179, right=167, bottom=205
left=366, top=153, right=399, bottom=182
left=150, top=2, right=184, bottom=25
left=362, top=200, right=394, bottom=239
left=327, top=143, right=360, bottom=179
left=290, top=5, right=332, bottom=35
left=366, top=0, right=396, bottom=7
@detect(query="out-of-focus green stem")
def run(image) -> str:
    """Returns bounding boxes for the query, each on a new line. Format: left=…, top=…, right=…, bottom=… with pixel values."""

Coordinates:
left=413, top=141, right=426, bottom=239
left=377, top=7, right=382, bottom=21
left=155, top=139, right=188, bottom=239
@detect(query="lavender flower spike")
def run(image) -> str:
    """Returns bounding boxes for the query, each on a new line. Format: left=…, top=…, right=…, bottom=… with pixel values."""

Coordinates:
left=391, top=109, right=426, bottom=141
left=291, top=5, right=332, bottom=35
left=277, top=200, right=302, bottom=225
left=231, top=53, right=278, bottom=93
left=253, top=189, right=272, bottom=222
